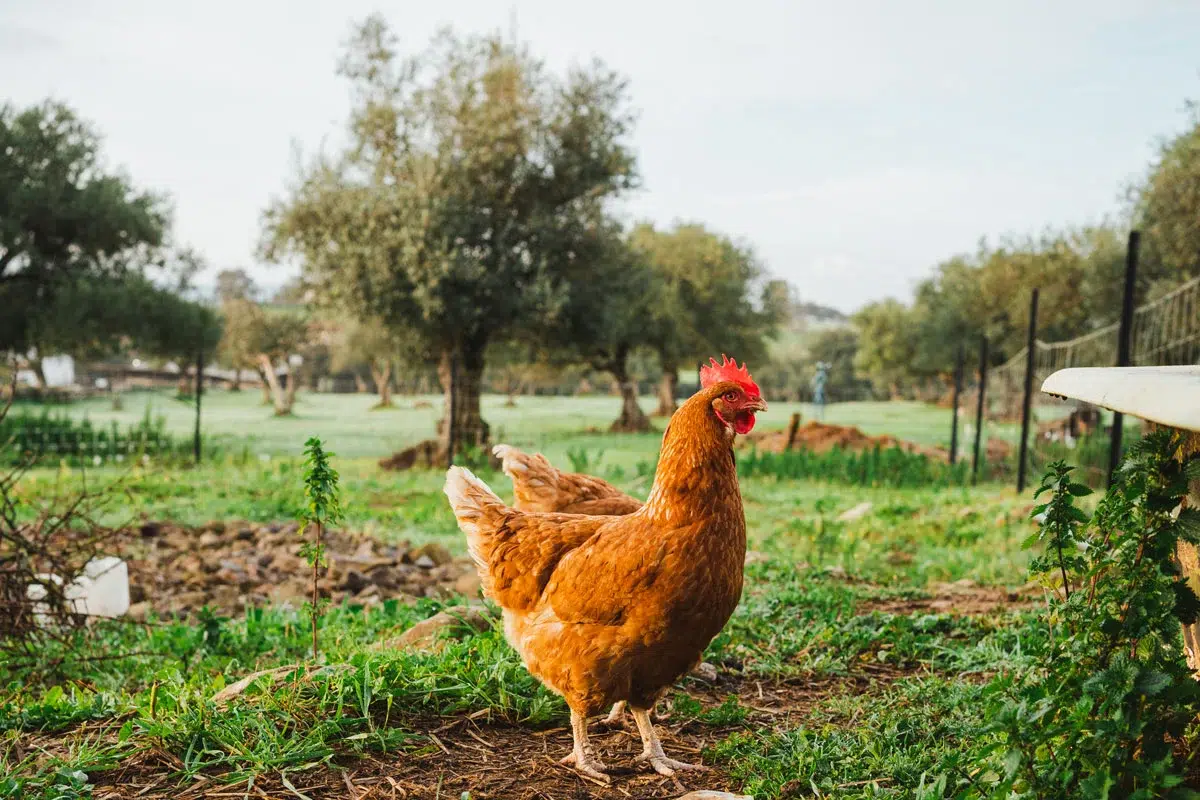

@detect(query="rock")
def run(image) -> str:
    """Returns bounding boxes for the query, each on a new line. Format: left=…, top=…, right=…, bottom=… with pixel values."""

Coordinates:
left=235, top=527, right=255, bottom=541
left=836, top=502, right=873, bottom=522
left=454, top=572, right=483, bottom=597
left=198, top=531, right=221, bottom=548
left=409, top=542, right=454, bottom=566
left=376, top=606, right=492, bottom=653
left=689, top=662, right=718, bottom=682
left=342, top=569, right=369, bottom=594
left=127, top=601, right=150, bottom=621
left=414, top=555, right=436, bottom=570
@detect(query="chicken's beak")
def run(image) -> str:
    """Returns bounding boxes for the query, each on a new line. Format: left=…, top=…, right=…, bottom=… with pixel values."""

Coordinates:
left=747, top=397, right=768, bottom=414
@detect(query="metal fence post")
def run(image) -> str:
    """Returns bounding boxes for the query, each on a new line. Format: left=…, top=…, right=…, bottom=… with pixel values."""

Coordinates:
left=1017, top=289, right=1040, bottom=492
left=193, top=350, right=203, bottom=465
left=972, top=336, right=989, bottom=485
left=446, top=353, right=458, bottom=469
left=949, top=345, right=964, bottom=465
left=1109, top=230, right=1140, bottom=486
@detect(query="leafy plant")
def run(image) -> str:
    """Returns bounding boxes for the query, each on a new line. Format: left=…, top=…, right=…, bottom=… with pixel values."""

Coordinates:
left=984, top=435, right=1200, bottom=798
left=298, top=436, right=344, bottom=660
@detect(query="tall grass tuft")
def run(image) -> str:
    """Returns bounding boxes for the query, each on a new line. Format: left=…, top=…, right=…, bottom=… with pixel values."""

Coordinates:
left=739, top=445, right=970, bottom=488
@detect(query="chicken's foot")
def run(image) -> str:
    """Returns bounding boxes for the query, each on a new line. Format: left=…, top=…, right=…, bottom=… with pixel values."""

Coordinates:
left=601, top=700, right=627, bottom=728
left=631, top=707, right=708, bottom=777
left=561, top=709, right=610, bottom=783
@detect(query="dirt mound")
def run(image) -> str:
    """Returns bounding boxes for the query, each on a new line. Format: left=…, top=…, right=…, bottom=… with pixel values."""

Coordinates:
left=114, top=521, right=477, bottom=617
left=744, top=420, right=944, bottom=459
left=744, top=418, right=1014, bottom=466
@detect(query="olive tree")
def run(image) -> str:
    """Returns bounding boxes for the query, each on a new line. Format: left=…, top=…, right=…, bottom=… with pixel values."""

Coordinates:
left=262, top=16, right=636, bottom=456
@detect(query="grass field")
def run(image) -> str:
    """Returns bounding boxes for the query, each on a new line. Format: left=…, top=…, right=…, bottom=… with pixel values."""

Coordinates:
left=12, top=387, right=1046, bottom=459
left=3, top=393, right=1063, bottom=798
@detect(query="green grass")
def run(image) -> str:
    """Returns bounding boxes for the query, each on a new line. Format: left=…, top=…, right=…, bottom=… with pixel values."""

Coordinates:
left=2, top=394, right=1065, bottom=798
left=11, top=388, right=1063, bottom=459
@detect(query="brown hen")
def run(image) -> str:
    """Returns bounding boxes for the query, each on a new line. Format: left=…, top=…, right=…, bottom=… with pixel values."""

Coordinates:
left=443, top=357, right=765, bottom=781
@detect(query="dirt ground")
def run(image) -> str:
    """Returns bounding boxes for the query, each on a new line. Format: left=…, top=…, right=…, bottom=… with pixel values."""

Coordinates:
left=71, top=667, right=915, bottom=800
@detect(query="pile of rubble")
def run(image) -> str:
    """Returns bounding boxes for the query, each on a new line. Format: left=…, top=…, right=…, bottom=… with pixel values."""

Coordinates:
left=121, top=521, right=480, bottom=618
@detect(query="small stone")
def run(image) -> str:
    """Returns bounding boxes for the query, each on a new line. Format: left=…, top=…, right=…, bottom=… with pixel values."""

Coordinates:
left=198, top=531, right=221, bottom=548
left=414, top=555, right=436, bottom=569
left=836, top=502, right=873, bottom=522
left=408, top=544, right=453, bottom=568
left=342, top=569, right=369, bottom=594
left=127, top=601, right=150, bottom=621
left=236, top=527, right=255, bottom=541
left=454, top=572, right=483, bottom=597
left=375, top=606, right=492, bottom=653
left=689, top=662, right=719, bottom=682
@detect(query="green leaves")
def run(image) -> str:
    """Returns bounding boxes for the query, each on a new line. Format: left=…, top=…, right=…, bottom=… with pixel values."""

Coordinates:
left=300, top=436, right=345, bottom=539
left=985, top=434, right=1200, bottom=796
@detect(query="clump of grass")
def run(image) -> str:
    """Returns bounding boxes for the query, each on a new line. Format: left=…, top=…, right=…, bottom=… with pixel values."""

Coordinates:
left=739, top=445, right=970, bottom=488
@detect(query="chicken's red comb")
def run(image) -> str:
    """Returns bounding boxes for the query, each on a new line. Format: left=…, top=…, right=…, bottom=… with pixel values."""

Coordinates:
left=700, top=355, right=760, bottom=397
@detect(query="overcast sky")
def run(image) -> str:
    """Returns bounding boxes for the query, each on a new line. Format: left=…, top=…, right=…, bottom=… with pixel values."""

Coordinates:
left=3, top=0, right=1198, bottom=311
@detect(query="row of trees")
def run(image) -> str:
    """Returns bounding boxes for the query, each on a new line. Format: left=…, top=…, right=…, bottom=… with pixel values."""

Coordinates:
left=0, top=101, right=221, bottom=384
left=260, top=17, right=781, bottom=451
left=843, top=100, right=1200, bottom=398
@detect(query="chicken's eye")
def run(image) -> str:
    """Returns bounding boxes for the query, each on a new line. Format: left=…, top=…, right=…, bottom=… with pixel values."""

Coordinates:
left=723, top=390, right=739, bottom=402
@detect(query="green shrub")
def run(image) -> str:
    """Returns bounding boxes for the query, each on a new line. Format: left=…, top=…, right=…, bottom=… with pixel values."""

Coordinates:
left=0, top=407, right=196, bottom=467
left=982, top=435, right=1200, bottom=798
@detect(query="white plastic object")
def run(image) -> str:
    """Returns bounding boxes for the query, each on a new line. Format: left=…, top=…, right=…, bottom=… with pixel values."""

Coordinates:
left=26, top=556, right=130, bottom=624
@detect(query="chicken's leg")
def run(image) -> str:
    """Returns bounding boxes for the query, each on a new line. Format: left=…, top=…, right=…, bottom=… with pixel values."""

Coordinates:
left=560, top=708, right=610, bottom=783
left=631, top=707, right=708, bottom=777
left=602, top=700, right=627, bottom=726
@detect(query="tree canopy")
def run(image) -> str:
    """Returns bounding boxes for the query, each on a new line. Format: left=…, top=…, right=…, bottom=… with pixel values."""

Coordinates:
left=0, top=101, right=170, bottom=354
left=262, top=15, right=638, bottom=453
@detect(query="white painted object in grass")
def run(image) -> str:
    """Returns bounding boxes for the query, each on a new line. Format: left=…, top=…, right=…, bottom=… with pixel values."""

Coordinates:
left=26, top=557, right=130, bottom=625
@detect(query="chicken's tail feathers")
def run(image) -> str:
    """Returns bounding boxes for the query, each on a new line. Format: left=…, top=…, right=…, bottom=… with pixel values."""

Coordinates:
left=443, top=466, right=504, bottom=570
left=493, top=443, right=557, bottom=491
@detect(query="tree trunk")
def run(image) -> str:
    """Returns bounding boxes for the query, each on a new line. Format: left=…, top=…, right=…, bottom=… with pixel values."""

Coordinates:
left=653, top=366, right=678, bottom=417
left=370, top=362, right=393, bottom=407
left=231, top=369, right=242, bottom=391
left=437, top=345, right=490, bottom=459
left=353, top=373, right=368, bottom=394
left=255, top=367, right=272, bottom=405
left=257, top=354, right=294, bottom=416
left=31, top=357, right=47, bottom=389
left=608, top=347, right=652, bottom=433
left=284, top=367, right=299, bottom=413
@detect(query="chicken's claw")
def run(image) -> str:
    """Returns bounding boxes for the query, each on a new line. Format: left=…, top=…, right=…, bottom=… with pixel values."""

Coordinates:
left=635, top=751, right=709, bottom=776
left=560, top=748, right=611, bottom=783
left=598, top=700, right=628, bottom=729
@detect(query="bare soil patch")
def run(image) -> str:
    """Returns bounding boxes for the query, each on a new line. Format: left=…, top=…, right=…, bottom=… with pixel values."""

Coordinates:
left=109, top=521, right=478, bottom=618
left=857, top=580, right=1041, bottom=617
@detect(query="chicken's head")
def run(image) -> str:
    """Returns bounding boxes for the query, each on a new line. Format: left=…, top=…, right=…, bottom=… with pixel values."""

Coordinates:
left=700, top=355, right=767, bottom=435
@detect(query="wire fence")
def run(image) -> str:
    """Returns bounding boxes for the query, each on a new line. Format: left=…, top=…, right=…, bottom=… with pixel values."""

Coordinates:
left=982, top=253, right=1200, bottom=485
left=991, top=273, right=1200, bottom=403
